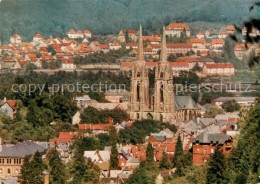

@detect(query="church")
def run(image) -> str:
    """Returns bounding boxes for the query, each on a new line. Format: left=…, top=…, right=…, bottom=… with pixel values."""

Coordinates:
left=128, top=25, right=200, bottom=124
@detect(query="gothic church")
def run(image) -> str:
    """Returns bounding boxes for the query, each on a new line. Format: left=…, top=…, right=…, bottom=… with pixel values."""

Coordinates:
left=128, top=25, right=200, bottom=124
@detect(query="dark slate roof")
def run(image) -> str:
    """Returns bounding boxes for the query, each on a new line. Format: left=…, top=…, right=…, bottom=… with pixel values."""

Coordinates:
left=0, top=141, right=46, bottom=158
left=193, top=133, right=231, bottom=144
left=153, top=135, right=166, bottom=142
left=175, top=96, right=199, bottom=110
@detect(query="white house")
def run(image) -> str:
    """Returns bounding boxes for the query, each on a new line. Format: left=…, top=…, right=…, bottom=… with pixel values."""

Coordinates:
left=10, top=34, right=22, bottom=44
left=165, top=22, right=190, bottom=37
left=61, top=58, right=76, bottom=70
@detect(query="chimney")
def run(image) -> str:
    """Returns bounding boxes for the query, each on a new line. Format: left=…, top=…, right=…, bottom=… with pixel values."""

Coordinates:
left=3, top=97, right=6, bottom=103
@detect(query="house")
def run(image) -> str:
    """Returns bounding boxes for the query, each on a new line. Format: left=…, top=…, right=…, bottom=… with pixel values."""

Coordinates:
left=167, top=43, right=193, bottom=55
left=196, top=30, right=205, bottom=39
left=205, top=30, right=211, bottom=38
left=212, top=97, right=256, bottom=108
left=242, top=27, right=260, bottom=37
left=67, top=29, right=84, bottom=39
left=78, top=118, right=113, bottom=135
left=189, top=38, right=206, bottom=49
left=74, top=95, right=96, bottom=109
left=33, top=33, right=43, bottom=43
left=118, top=30, right=138, bottom=43
left=211, top=39, right=225, bottom=50
left=0, top=98, right=17, bottom=120
left=61, top=58, right=76, bottom=70
left=109, top=42, right=121, bottom=50
left=234, top=43, right=259, bottom=60
left=176, top=57, right=214, bottom=69
left=218, top=30, right=229, bottom=39
left=225, top=25, right=236, bottom=34
left=83, top=29, right=92, bottom=38
left=90, top=41, right=101, bottom=52
left=193, top=133, right=233, bottom=164
left=168, top=62, right=189, bottom=75
left=165, top=22, right=190, bottom=37
left=100, top=44, right=109, bottom=53
left=125, top=43, right=138, bottom=50
left=0, top=141, right=46, bottom=180
left=10, top=34, right=22, bottom=44
left=203, top=63, right=234, bottom=76
left=84, top=149, right=111, bottom=176
left=143, top=36, right=160, bottom=44
left=72, top=111, right=81, bottom=125
left=104, top=89, right=129, bottom=103
left=49, top=132, right=78, bottom=145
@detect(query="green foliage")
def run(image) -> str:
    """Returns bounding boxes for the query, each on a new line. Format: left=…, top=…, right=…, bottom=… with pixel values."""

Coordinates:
left=159, top=151, right=172, bottom=170
left=206, top=148, right=226, bottom=184
left=47, top=149, right=66, bottom=184
left=74, top=48, right=131, bottom=64
left=204, top=105, right=225, bottom=118
left=0, top=0, right=257, bottom=43
left=200, top=91, right=234, bottom=105
left=172, top=135, right=183, bottom=167
left=110, top=143, right=119, bottom=169
left=19, top=151, right=46, bottom=184
left=173, top=71, right=199, bottom=86
left=80, top=106, right=129, bottom=124
left=125, top=167, right=156, bottom=184
left=221, top=99, right=241, bottom=112
left=224, top=100, right=260, bottom=183
left=166, top=34, right=189, bottom=43
left=118, top=120, right=176, bottom=144
left=146, top=142, right=154, bottom=162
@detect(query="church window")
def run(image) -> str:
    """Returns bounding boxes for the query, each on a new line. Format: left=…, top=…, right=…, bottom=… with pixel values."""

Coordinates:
left=160, top=114, right=163, bottom=122
left=160, top=83, right=164, bottom=102
left=137, top=113, right=140, bottom=119
left=7, top=168, right=11, bottom=174
left=137, top=82, right=140, bottom=101
left=137, top=72, right=140, bottom=77
left=160, top=72, right=164, bottom=78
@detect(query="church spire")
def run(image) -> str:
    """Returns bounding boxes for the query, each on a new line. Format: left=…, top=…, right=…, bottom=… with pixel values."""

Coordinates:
left=137, top=24, right=144, bottom=61
left=160, top=26, right=167, bottom=63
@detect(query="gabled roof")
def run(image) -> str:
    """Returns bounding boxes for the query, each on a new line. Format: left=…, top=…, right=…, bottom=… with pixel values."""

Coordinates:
left=0, top=141, right=46, bottom=158
left=166, top=22, right=190, bottom=31
left=68, top=29, right=76, bottom=34
left=212, top=39, right=225, bottom=45
left=190, top=38, right=205, bottom=44
left=84, top=29, right=91, bottom=34
left=175, top=96, right=199, bottom=110
left=167, top=43, right=192, bottom=48
left=34, top=33, right=43, bottom=38
left=205, top=63, right=234, bottom=69
left=193, top=133, right=232, bottom=144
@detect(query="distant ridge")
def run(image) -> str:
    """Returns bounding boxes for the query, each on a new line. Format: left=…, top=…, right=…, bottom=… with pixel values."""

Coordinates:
left=0, top=0, right=258, bottom=42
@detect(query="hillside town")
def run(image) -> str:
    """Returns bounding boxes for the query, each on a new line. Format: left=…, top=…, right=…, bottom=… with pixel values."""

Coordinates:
left=0, top=21, right=259, bottom=184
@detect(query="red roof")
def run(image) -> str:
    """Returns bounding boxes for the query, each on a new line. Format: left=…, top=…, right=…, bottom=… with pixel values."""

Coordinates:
left=166, top=143, right=176, bottom=152
left=109, top=42, right=121, bottom=46
left=143, top=36, right=159, bottom=42
left=126, top=43, right=138, bottom=47
left=121, top=30, right=138, bottom=34
left=190, top=38, right=205, bottom=44
left=11, top=34, right=21, bottom=39
left=34, top=33, right=42, bottom=38
left=6, top=100, right=17, bottom=110
left=100, top=44, right=109, bottom=49
left=166, top=22, right=190, bottom=31
left=225, top=25, right=235, bottom=31
left=62, top=58, right=74, bottom=64
left=212, top=39, right=225, bottom=45
left=121, top=62, right=135, bottom=67
left=59, top=132, right=78, bottom=139
left=78, top=120, right=113, bottom=131
left=205, top=63, right=234, bottom=69
left=169, top=62, right=189, bottom=67
left=68, top=29, right=76, bottom=34
left=167, top=43, right=192, bottom=48
left=84, top=29, right=91, bottom=34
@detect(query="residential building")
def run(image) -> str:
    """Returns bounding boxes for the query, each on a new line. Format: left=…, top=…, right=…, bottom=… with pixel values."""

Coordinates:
left=193, top=133, right=233, bottom=164
left=212, top=97, right=256, bottom=108
left=203, top=63, right=234, bottom=76
left=61, top=58, right=76, bottom=70
left=0, top=141, right=46, bottom=180
left=0, top=98, right=17, bottom=120
left=10, top=34, right=22, bottom=44
left=83, top=29, right=92, bottom=38
left=165, top=22, right=190, bottom=37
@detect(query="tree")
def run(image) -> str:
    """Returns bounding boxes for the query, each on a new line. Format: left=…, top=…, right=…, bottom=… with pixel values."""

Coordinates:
left=70, top=140, right=87, bottom=184
left=110, top=143, right=119, bottom=169
left=146, top=142, right=154, bottom=162
left=206, top=148, right=226, bottom=184
left=204, top=105, right=225, bottom=118
left=84, top=158, right=100, bottom=184
left=125, top=30, right=130, bottom=43
left=159, top=151, right=172, bottom=170
left=47, top=149, right=66, bottom=184
left=18, top=157, right=32, bottom=184
left=172, top=135, right=183, bottom=167
left=80, top=106, right=104, bottom=124
left=29, top=151, right=46, bottom=184
left=222, top=100, right=241, bottom=112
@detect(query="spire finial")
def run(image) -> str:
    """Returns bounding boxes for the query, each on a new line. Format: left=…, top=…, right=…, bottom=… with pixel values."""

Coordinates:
left=137, top=24, right=144, bottom=61
left=160, top=26, right=167, bottom=63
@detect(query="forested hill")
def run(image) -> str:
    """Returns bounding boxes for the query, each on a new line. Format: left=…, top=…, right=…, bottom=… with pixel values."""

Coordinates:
left=0, top=0, right=259, bottom=42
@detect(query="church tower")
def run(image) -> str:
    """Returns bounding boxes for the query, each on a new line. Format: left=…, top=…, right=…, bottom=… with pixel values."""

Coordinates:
left=153, top=26, right=175, bottom=122
left=129, top=25, right=151, bottom=120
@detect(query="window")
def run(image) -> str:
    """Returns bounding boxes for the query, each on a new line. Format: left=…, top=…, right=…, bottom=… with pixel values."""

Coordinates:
left=160, top=83, right=164, bottom=103
left=204, top=149, right=207, bottom=154
left=8, top=168, right=11, bottom=174
left=211, top=148, right=214, bottom=154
